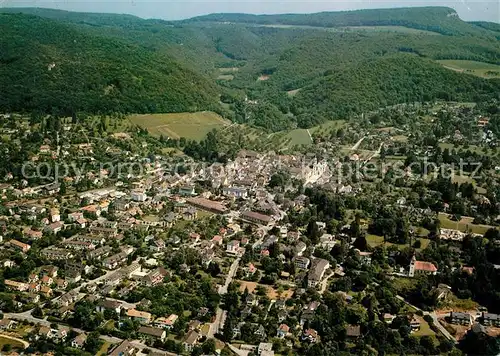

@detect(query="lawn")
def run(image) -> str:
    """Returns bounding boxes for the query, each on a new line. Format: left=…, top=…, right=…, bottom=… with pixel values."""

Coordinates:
left=96, top=341, right=112, bottom=356
left=284, top=129, right=312, bottom=146
left=437, top=60, right=500, bottom=79
left=413, top=317, right=436, bottom=337
left=129, top=111, right=230, bottom=141
left=366, top=234, right=430, bottom=251
left=438, top=213, right=494, bottom=235
left=282, top=120, right=347, bottom=147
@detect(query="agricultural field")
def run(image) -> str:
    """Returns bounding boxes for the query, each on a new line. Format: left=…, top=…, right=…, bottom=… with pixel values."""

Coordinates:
left=129, top=111, right=230, bottom=141
left=437, top=60, right=500, bottom=79
left=283, top=120, right=347, bottom=146
left=438, top=213, right=495, bottom=235
left=366, top=234, right=430, bottom=251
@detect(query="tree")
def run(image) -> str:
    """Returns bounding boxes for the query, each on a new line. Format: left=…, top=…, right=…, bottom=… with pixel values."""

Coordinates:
left=84, top=331, right=102, bottom=354
left=32, top=306, right=44, bottom=319
left=307, top=221, right=321, bottom=245
left=202, top=339, right=216, bottom=354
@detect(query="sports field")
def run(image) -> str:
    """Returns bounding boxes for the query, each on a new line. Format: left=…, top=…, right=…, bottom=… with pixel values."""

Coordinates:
left=437, top=60, right=500, bottom=78
left=129, top=112, right=230, bottom=141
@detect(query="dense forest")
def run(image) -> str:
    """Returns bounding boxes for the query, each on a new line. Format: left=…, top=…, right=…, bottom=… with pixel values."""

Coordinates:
left=188, top=7, right=495, bottom=36
left=0, top=13, right=220, bottom=116
left=0, top=7, right=499, bottom=130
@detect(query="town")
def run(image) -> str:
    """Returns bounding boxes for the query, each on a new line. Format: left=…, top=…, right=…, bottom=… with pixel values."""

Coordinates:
left=0, top=100, right=498, bottom=356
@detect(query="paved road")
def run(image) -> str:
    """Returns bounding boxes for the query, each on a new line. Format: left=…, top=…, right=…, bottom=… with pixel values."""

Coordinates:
left=351, top=136, right=366, bottom=150
left=318, top=272, right=334, bottom=294
left=210, top=257, right=241, bottom=338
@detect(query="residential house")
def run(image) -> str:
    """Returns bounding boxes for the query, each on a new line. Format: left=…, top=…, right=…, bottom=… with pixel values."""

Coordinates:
left=103, top=252, right=128, bottom=270
left=9, top=239, right=31, bottom=253
left=138, top=326, right=166, bottom=342
left=71, top=333, right=87, bottom=349
left=96, top=299, right=123, bottom=314
left=154, top=314, right=178, bottom=330
left=41, top=248, right=73, bottom=260
left=227, top=240, right=240, bottom=254
left=346, top=325, right=361, bottom=339
left=143, top=267, right=169, bottom=287
left=302, top=329, right=319, bottom=343
left=294, top=256, right=310, bottom=269
left=241, top=211, right=273, bottom=225
left=276, top=324, right=289, bottom=338
left=108, top=340, right=138, bottom=356
left=258, top=342, right=274, bottom=355
left=0, top=319, right=16, bottom=330
left=183, top=330, right=200, bottom=353
left=186, top=197, right=227, bottom=214
left=482, top=313, right=500, bottom=327
left=5, top=280, right=29, bottom=291
left=450, top=312, right=472, bottom=326
left=307, top=258, right=330, bottom=288
left=126, top=309, right=152, bottom=324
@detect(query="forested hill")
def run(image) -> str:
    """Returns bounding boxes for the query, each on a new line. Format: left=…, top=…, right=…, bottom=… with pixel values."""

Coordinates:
left=0, top=7, right=499, bottom=132
left=187, top=7, right=495, bottom=37
left=0, top=13, right=220, bottom=116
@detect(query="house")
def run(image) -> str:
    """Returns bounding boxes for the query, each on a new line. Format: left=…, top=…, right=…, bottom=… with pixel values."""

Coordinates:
left=41, top=247, right=73, bottom=260
left=255, top=324, right=267, bottom=339
left=71, top=333, right=87, bottom=348
left=258, top=342, right=274, bottom=355
left=276, top=324, right=289, bottom=338
left=143, top=267, right=169, bottom=286
left=294, top=241, right=307, bottom=256
left=409, top=256, right=437, bottom=277
left=126, top=309, right=152, bottom=324
left=410, top=316, right=421, bottom=331
left=108, top=340, right=138, bottom=356
left=57, top=290, right=79, bottom=307
left=307, top=258, right=330, bottom=288
left=0, top=319, right=16, bottom=330
left=482, top=313, right=500, bottom=327
left=186, top=197, right=227, bottom=214
left=179, top=185, right=195, bottom=196
left=9, top=239, right=30, bottom=253
left=88, top=246, right=112, bottom=260
left=103, top=252, right=128, bottom=269
left=346, top=325, right=361, bottom=338
left=294, top=256, right=310, bottom=269
left=212, top=235, right=223, bottom=246
left=241, top=211, right=273, bottom=225
left=40, top=285, right=53, bottom=298
left=131, top=190, right=147, bottom=202
left=183, top=330, right=200, bottom=353
left=138, top=326, right=166, bottom=342
left=150, top=239, right=166, bottom=252
left=302, top=328, right=318, bottom=343
left=383, top=313, right=396, bottom=324
left=223, top=186, right=248, bottom=199
left=50, top=208, right=60, bottom=222
left=246, top=294, right=259, bottom=307
left=45, top=221, right=64, bottom=234
left=450, top=312, right=473, bottom=326
left=96, top=299, right=123, bottom=314
left=154, top=314, right=178, bottom=329
left=5, top=279, right=29, bottom=291
left=227, top=240, right=240, bottom=254
left=245, top=263, right=257, bottom=277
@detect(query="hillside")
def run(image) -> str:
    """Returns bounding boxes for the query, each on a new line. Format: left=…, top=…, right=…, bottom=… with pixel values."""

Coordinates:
left=0, top=13, right=220, bottom=115
left=188, top=7, right=496, bottom=37
left=0, top=7, right=499, bottom=132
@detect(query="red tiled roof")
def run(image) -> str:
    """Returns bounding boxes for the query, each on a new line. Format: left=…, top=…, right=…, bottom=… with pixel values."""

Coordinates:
left=414, top=261, right=437, bottom=272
